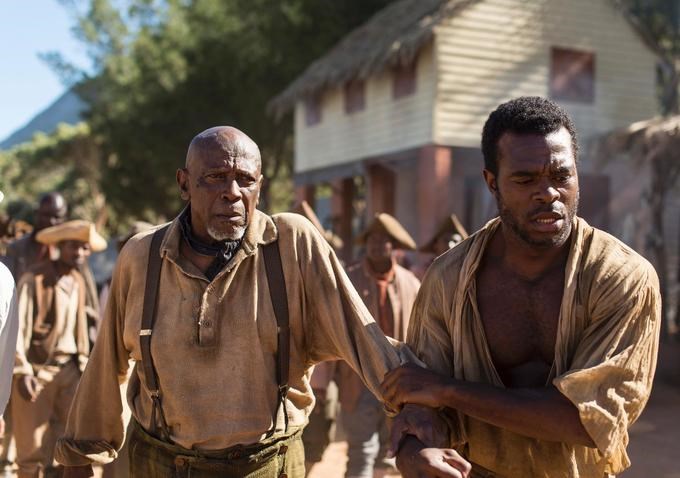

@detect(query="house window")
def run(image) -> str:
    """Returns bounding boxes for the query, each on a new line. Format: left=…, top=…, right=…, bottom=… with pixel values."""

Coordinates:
left=392, top=60, right=417, bottom=99
left=550, top=47, right=595, bottom=103
left=344, top=80, right=365, bottom=114
left=305, top=95, right=322, bottom=126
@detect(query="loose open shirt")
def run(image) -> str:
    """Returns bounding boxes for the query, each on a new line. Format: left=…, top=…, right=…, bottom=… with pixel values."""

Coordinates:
left=55, top=210, right=405, bottom=465
left=408, top=217, right=660, bottom=477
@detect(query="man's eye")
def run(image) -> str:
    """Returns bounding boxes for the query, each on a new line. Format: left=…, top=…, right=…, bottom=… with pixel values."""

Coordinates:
left=237, top=175, right=255, bottom=186
left=514, top=178, right=533, bottom=185
left=555, top=175, right=570, bottom=183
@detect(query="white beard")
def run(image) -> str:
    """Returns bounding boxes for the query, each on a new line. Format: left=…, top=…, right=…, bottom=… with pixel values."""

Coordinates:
left=207, top=223, right=246, bottom=242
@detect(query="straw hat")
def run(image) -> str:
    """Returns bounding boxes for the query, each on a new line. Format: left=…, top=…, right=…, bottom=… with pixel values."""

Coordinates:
left=36, top=219, right=108, bottom=252
left=356, top=213, right=416, bottom=250
left=292, top=200, right=344, bottom=250
left=419, top=214, right=468, bottom=253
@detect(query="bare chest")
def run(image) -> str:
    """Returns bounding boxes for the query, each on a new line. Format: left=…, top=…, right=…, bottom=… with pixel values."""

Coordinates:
left=476, top=265, right=564, bottom=387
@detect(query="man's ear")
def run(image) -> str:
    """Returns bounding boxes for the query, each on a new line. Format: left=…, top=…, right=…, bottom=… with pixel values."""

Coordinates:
left=482, top=169, right=499, bottom=198
left=255, top=175, right=264, bottom=207
left=177, top=168, right=191, bottom=201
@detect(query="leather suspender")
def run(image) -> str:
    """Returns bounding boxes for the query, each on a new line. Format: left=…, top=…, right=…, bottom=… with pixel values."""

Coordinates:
left=139, top=225, right=172, bottom=442
left=262, top=241, right=290, bottom=434
left=140, top=225, right=291, bottom=442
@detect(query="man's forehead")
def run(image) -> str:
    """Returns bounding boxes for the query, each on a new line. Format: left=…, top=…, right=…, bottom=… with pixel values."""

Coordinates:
left=189, top=143, right=260, bottom=173
left=498, top=128, right=575, bottom=170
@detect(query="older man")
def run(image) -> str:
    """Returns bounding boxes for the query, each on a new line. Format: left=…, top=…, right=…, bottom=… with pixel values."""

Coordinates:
left=13, top=220, right=107, bottom=478
left=55, top=127, right=431, bottom=478
left=382, top=97, right=661, bottom=477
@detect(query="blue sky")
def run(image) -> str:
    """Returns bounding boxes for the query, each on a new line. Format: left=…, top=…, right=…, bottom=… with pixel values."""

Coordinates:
left=0, top=1, right=90, bottom=141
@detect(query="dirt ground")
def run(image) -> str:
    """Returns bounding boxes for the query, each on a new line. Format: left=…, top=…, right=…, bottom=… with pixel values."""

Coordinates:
left=309, top=341, right=680, bottom=478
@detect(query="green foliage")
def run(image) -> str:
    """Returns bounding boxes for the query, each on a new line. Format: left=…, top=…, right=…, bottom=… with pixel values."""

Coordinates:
left=51, top=0, right=394, bottom=222
left=0, top=122, right=105, bottom=227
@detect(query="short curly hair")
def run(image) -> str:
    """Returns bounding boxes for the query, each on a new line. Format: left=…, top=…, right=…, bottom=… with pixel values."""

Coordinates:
left=481, top=97, right=578, bottom=175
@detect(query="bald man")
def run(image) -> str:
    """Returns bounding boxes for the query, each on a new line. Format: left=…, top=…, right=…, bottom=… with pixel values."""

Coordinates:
left=55, top=127, right=430, bottom=478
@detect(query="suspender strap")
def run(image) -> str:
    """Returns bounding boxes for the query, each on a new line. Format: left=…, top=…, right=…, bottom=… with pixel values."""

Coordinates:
left=262, top=240, right=290, bottom=433
left=139, top=225, right=172, bottom=443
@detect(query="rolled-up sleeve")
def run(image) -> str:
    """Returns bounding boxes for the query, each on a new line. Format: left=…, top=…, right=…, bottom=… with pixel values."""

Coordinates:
left=554, top=263, right=661, bottom=472
left=55, top=247, right=134, bottom=466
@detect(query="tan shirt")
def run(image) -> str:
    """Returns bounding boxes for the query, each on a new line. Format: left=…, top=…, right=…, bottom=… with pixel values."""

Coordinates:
left=336, top=260, right=420, bottom=412
left=15, top=262, right=89, bottom=376
left=408, top=217, right=661, bottom=477
left=55, top=210, right=406, bottom=466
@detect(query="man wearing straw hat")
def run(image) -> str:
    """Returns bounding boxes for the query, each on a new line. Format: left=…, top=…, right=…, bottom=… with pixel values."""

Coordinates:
left=413, top=214, right=469, bottom=279
left=12, top=220, right=106, bottom=478
left=336, top=212, right=421, bottom=478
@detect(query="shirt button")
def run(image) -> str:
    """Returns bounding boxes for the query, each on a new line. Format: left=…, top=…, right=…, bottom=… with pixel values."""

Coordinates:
left=202, top=320, right=212, bottom=327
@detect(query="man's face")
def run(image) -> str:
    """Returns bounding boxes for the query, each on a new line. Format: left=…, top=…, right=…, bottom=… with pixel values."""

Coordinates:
left=58, top=240, right=90, bottom=269
left=366, top=230, right=394, bottom=263
left=35, top=197, right=67, bottom=231
left=484, top=127, right=579, bottom=249
left=177, top=143, right=263, bottom=242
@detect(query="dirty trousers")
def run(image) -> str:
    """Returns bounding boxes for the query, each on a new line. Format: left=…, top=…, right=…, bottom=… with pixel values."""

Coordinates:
left=128, top=419, right=305, bottom=478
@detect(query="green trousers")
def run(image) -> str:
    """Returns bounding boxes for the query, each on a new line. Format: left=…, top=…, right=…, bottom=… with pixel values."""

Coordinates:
left=128, top=420, right=305, bottom=478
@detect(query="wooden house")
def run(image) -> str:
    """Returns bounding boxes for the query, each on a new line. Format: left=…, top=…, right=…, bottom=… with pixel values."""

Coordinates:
left=270, top=0, right=659, bottom=261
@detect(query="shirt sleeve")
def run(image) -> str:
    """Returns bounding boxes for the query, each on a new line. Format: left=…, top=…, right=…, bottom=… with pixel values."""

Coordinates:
left=0, top=269, right=18, bottom=414
left=297, top=220, right=407, bottom=405
left=14, top=275, right=35, bottom=377
left=403, top=264, right=467, bottom=447
left=553, top=262, right=661, bottom=472
left=54, top=248, right=134, bottom=466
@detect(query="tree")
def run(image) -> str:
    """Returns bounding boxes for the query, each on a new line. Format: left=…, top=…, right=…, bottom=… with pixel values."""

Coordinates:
left=0, top=122, right=106, bottom=229
left=50, top=0, right=395, bottom=224
left=620, top=0, right=680, bottom=114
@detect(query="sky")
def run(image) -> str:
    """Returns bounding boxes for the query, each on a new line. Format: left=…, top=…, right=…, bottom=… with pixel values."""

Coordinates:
left=0, top=1, right=90, bottom=141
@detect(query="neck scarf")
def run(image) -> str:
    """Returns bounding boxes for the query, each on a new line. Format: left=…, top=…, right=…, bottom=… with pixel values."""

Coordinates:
left=179, top=208, right=243, bottom=281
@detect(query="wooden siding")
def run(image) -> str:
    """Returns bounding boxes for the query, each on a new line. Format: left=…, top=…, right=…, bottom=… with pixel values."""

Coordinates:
left=294, top=43, right=437, bottom=174
left=433, top=0, right=659, bottom=152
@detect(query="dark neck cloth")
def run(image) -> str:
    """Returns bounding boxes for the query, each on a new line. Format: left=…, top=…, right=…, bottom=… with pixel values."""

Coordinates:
left=179, top=208, right=242, bottom=281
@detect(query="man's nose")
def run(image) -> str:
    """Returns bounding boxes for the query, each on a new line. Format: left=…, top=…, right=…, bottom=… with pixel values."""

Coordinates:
left=221, top=179, right=242, bottom=201
left=534, top=179, right=560, bottom=203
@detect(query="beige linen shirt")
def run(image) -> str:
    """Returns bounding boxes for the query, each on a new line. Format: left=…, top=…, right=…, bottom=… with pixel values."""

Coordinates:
left=55, top=210, right=405, bottom=465
left=408, top=217, right=660, bottom=477
left=336, top=260, right=420, bottom=412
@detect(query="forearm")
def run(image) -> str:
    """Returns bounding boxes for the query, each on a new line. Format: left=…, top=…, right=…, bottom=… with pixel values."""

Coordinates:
left=440, top=380, right=595, bottom=447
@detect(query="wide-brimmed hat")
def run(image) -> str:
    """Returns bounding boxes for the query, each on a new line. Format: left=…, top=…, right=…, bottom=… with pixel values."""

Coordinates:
left=292, top=200, right=344, bottom=250
left=356, top=213, right=416, bottom=250
left=419, top=214, right=468, bottom=253
left=36, top=219, right=108, bottom=252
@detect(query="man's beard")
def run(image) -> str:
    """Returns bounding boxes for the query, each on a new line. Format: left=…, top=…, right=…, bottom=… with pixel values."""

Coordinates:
left=207, top=212, right=248, bottom=242
left=496, top=192, right=578, bottom=248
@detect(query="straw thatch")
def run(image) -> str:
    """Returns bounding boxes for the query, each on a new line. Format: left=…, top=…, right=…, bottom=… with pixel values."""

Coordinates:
left=269, top=0, right=661, bottom=118
left=595, top=116, right=680, bottom=163
left=268, top=0, right=480, bottom=117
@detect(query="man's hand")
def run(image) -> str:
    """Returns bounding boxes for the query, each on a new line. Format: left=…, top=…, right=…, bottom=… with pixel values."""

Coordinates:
left=62, top=465, right=94, bottom=478
left=396, top=436, right=471, bottom=478
left=16, top=375, right=40, bottom=402
left=388, top=404, right=452, bottom=457
left=382, top=363, right=452, bottom=410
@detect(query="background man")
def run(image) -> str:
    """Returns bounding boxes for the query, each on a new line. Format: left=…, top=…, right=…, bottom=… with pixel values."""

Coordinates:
left=13, top=220, right=107, bottom=478
left=336, top=213, right=420, bottom=478
left=382, top=97, right=661, bottom=477
left=55, top=126, right=433, bottom=478
left=3, top=192, right=68, bottom=282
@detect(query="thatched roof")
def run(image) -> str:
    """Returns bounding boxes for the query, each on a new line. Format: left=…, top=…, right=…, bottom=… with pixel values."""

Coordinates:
left=268, top=0, right=480, bottom=117
left=269, top=0, right=662, bottom=118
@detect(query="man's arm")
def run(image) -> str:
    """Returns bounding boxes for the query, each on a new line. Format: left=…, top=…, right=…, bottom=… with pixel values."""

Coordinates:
left=55, top=245, right=134, bottom=468
left=382, top=364, right=595, bottom=447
